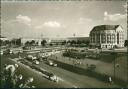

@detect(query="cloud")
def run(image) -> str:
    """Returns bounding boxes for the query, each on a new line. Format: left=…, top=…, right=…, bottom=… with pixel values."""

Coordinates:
left=43, top=21, right=61, bottom=28
left=123, top=3, right=127, bottom=13
left=78, top=18, right=92, bottom=24
left=16, top=15, right=31, bottom=26
left=35, top=21, right=61, bottom=29
left=104, top=11, right=126, bottom=21
left=35, top=25, right=44, bottom=29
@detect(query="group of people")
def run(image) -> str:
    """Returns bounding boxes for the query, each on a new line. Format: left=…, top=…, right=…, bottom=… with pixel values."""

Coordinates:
left=1, top=64, right=35, bottom=88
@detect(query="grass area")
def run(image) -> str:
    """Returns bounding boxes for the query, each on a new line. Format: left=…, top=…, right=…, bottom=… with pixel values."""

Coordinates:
left=50, top=58, right=126, bottom=87
left=50, top=52, right=128, bottom=87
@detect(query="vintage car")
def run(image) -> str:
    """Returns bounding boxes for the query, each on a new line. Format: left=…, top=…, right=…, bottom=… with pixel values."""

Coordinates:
left=87, top=64, right=96, bottom=71
left=46, top=60, right=57, bottom=67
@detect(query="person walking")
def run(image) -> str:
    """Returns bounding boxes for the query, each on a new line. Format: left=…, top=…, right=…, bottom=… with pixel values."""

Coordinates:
left=108, top=76, right=113, bottom=84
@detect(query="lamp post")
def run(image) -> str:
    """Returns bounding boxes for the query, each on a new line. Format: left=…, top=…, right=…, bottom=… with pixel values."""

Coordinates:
left=126, top=2, right=128, bottom=88
left=127, top=44, right=128, bottom=87
left=113, top=49, right=116, bottom=82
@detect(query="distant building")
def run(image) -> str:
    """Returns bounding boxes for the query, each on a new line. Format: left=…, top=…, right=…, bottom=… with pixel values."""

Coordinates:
left=0, top=36, right=8, bottom=41
left=89, top=25, right=124, bottom=49
left=67, top=37, right=89, bottom=42
left=49, top=38, right=67, bottom=45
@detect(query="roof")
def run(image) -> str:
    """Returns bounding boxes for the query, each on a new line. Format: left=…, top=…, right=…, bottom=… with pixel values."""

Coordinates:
left=68, top=37, right=89, bottom=39
left=91, top=25, right=120, bottom=32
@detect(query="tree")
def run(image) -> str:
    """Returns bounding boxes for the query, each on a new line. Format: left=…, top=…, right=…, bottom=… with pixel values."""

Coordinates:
left=0, top=39, right=3, bottom=46
left=61, top=40, right=66, bottom=45
left=11, top=39, right=15, bottom=45
left=84, top=40, right=90, bottom=46
left=30, top=40, right=35, bottom=46
left=49, top=43, right=53, bottom=46
left=36, top=42, right=38, bottom=46
left=67, top=40, right=71, bottom=45
left=124, top=40, right=128, bottom=47
left=41, top=40, right=47, bottom=46
left=70, top=40, right=77, bottom=46
left=76, top=40, right=81, bottom=45
left=1, top=64, right=35, bottom=88
left=16, top=38, right=21, bottom=46
left=4, top=40, right=11, bottom=46
left=25, top=41, right=30, bottom=46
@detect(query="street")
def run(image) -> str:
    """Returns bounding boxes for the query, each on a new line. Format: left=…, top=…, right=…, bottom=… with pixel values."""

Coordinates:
left=1, top=52, right=120, bottom=88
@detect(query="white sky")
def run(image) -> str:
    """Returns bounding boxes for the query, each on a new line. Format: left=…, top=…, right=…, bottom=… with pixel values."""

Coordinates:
left=1, top=1, right=127, bottom=39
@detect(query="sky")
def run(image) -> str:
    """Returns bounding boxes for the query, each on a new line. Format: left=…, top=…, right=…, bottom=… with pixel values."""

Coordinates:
left=1, top=0, right=127, bottom=39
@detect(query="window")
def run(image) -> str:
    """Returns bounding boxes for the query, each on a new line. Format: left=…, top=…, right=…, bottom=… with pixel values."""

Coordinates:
left=117, top=33, right=119, bottom=44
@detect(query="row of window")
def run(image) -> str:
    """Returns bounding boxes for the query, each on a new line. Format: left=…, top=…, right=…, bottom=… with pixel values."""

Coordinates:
left=90, top=33, right=124, bottom=37
left=90, top=38, right=124, bottom=43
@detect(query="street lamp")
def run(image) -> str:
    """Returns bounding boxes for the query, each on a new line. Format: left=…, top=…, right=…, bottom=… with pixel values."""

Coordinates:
left=112, top=49, right=116, bottom=82
left=126, top=41, right=128, bottom=88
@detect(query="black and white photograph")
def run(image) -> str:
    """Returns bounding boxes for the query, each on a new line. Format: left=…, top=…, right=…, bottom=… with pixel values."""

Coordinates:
left=0, top=0, right=128, bottom=88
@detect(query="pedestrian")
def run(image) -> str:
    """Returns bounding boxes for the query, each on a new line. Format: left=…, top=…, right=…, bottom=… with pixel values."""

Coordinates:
left=79, top=61, right=82, bottom=65
left=23, top=77, right=34, bottom=88
left=108, top=76, right=113, bottom=84
left=15, top=74, right=23, bottom=88
left=86, top=63, right=88, bottom=67
left=115, top=63, right=120, bottom=68
left=69, top=58, right=70, bottom=61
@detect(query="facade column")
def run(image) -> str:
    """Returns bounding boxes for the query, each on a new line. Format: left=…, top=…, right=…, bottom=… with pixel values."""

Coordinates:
left=110, top=33, right=112, bottom=44
left=106, top=33, right=107, bottom=44
left=91, top=34, right=92, bottom=43
left=110, top=33, right=113, bottom=48
left=115, top=33, right=117, bottom=45
left=100, top=33, right=101, bottom=44
left=90, top=34, right=91, bottom=43
left=90, top=36, right=91, bottom=43
left=113, top=34, right=115, bottom=44
left=95, top=33, right=97, bottom=44
left=112, top=34, right=113, bottom=44
left=93, top=34, right=95, bottom=43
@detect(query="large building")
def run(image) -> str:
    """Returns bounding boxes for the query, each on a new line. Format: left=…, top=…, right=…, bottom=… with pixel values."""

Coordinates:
left=89, top=25, right=124, bottom=49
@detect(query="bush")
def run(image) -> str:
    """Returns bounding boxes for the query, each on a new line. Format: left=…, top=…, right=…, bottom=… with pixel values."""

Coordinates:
left=0, top=64, right=35, bottom=88
left=63, top=51, right=86, bottom=59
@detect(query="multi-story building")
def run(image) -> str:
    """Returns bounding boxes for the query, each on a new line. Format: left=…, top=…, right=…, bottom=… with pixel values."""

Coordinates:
left=89, top=25, right=124, bottom=49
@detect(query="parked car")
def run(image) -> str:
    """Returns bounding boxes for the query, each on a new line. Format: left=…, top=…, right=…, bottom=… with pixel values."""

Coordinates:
left=87, top=64, right=96, bottom=71
left=46, top=61, right=57, bottom=67
left=26, top=55, right=33, bottom=60
left=29, top=65, right=58, bottom=82
left=19, top=49, right=23, bottom=53
left=32, top=56, right=37, bottom=60
left=49, top=74, right=58, bottom=82
left=0, top=51, right=3, bottom=55
left=42, top=71, right=58, bottom=82
left=3, top=49, right=13, bottom=55
left=33, top=60, right=39, bottom=65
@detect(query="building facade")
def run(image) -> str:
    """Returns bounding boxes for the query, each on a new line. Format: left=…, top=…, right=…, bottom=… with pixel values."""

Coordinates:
left=89, top=25, right=124, bottom=49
